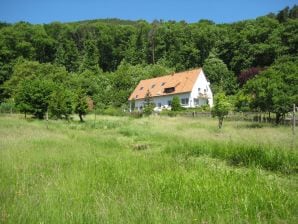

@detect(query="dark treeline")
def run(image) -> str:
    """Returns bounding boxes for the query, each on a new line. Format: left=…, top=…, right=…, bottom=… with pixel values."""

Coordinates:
left=0, top=6, right=297, bottom=123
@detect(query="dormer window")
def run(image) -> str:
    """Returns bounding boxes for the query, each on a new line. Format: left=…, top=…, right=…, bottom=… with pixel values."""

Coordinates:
left=151, top=84, right=156, bottom=88
left=139, top=87, right=143, bottom=90
left=164, top=87, right=175, bottom=93
left=161, top=82, right=166, bottom=86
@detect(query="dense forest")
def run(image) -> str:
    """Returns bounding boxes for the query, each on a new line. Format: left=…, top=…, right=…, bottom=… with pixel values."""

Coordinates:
left=0, top=6, right=297, bottom=123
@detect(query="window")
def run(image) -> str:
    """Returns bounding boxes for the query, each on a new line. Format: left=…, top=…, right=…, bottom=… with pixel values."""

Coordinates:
left=198, top=88, right=201, bottom=92
left=164, top=87, right=175, bottom=93
left=181, top=98, right=189, bottom=105
left=168, top=100, right=172, bottom=106
left=151, top=84, right=156, bottom=88
left=161, top=82, right=166, bottom=86
left=136, top=95, right=138, bottom=99
left=194, top=98, right=199, bottom=106
left=158, top=103, right=162, bottom=108
left=139, top=87, right=143, bottom=90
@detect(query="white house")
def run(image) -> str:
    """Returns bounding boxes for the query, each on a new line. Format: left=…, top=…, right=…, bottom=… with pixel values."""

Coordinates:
left=128, top=68, right=213, bottom=111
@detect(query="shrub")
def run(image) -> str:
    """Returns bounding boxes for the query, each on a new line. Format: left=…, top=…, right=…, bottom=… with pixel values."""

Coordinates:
left=160, top=110, right=178, bottom=117
left=0, top=99, right=16, bottom=113
left=171, top=96, right=182, bottom=111
left=211, top=92, right=232, bottom=128
left=102, top=106, right=126, bottom=116
left=129, top=111, right=143, bottom=118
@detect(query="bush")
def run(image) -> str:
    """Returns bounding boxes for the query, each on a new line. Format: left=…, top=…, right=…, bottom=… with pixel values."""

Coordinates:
left=129, top=111, right=143, bottom=118
left=0, top=99, right=16, bottom=113
left=160, top=110, right=178, bottom=117
left=171, top=96, right=182, bottom=111
left=102, top=106, right=126, bottom=116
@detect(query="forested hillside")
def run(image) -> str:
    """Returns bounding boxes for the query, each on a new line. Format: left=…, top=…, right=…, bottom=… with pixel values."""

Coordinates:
left=0, top=6, right=297, bottom=122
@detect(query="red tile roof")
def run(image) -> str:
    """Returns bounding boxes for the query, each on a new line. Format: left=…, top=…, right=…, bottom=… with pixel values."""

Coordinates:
left=129, top=68, right=201, bottom=100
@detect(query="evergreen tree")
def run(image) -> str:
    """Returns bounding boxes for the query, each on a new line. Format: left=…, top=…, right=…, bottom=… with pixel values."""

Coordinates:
left=143, top=90, right=154, bottom=115
left=171, top=96, right=182, bottom=111
left=55, top=40, right=80, bottom=72
left=80, top=39, right=101, bottom=73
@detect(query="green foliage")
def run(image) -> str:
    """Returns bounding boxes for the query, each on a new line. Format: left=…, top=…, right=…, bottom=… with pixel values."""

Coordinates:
left=101, top=106, right=126, bottom=116
left=130, top=98, right=136, bottom=111
left=233, top=91, right=252, bottom=112
left=244, top=56, right=298, bottom=124
left=0, top=98, right=16, bottom=113
left=166, top=140, right=297, bottom=174
left=203, top=52, right=238, bottom=94
left=212, top=92, right=232, bottom=128
left=160, top=109, right=178, bottom=117
left=79, top=39, right=101, bottom=74
left=55, top=39, right=80, bottom=72
left=110, top=62, right=173, bottom=107
left=0, top=6, right=298, bottom=116
left=74, top=89, right=88, bottom=122
left=143, top=90, right=154, bottom=116
left=171, top=96, right=182, bottom=111
left=48, top=86, right=74, bottom=119
left=1, top=115, right=297, bottom=223
left=15, top=78, right=54, bottom=119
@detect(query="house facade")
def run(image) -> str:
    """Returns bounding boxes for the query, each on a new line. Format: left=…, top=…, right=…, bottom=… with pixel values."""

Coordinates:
left=128, top=68, right=213, bottom=111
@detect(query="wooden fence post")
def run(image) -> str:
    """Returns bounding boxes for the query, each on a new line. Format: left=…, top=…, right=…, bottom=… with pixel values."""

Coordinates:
left=293, top=104, right=296, bottom=135
left=46, top=110, right=49, bottom=129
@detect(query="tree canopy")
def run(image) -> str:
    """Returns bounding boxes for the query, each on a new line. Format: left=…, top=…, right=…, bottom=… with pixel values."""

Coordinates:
left=0, top=5, right=297, bottom=122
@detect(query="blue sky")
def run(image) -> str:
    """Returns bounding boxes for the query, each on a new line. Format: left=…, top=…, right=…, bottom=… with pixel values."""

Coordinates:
left=0, top=0, right=297, bottom=24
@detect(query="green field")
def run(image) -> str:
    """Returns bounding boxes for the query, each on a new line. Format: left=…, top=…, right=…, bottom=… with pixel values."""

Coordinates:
left=0, top=114, right=297, bottom=223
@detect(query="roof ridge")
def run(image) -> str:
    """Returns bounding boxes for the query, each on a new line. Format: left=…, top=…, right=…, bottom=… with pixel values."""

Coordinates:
left=140, top=68, right=201, bottom=82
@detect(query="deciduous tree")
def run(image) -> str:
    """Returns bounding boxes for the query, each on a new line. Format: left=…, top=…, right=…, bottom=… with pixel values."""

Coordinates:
left=212, top=92, right=232, bottom=128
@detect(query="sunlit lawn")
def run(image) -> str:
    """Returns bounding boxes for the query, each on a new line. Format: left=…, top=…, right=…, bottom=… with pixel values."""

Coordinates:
left=0, top=114, right=297, bottom=223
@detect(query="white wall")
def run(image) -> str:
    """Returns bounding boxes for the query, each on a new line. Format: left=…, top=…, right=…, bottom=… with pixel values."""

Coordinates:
left=134, top=92, right=191, bottom=111
left=190, top=70, right=213, bottom=107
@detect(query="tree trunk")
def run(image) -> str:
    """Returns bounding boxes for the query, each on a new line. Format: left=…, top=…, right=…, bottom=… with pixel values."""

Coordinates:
left=218, top=117, right=223, bottom=129
left=94, top=109, right=97, bottom=127
left=79, top=113, right=84, bottom=122
left=275, top=112, right=281, bottom=125
left=268, top=112, right=271, bottom=119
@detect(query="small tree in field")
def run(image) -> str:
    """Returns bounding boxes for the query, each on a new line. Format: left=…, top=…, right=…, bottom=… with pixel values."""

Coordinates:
left=212, top=92, right=232, bottom=129
left=48, top=86, right=73, bottom=120
left=143, top=90, right=154, bottom=116
left=74, top=89, right=88, bottom=122
left=14, top=78, right=53, bottom=119
left=171, top=96, right=182, bottom=111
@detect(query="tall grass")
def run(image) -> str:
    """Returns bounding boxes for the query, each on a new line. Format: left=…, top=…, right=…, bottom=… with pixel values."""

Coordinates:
left=0, top=115, right=297, bottom=223
left=164, top=141, right=298, bottom=174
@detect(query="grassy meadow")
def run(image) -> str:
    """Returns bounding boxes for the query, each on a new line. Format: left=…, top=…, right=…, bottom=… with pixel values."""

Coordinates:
left=0, top=114, right=297, bottom=223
